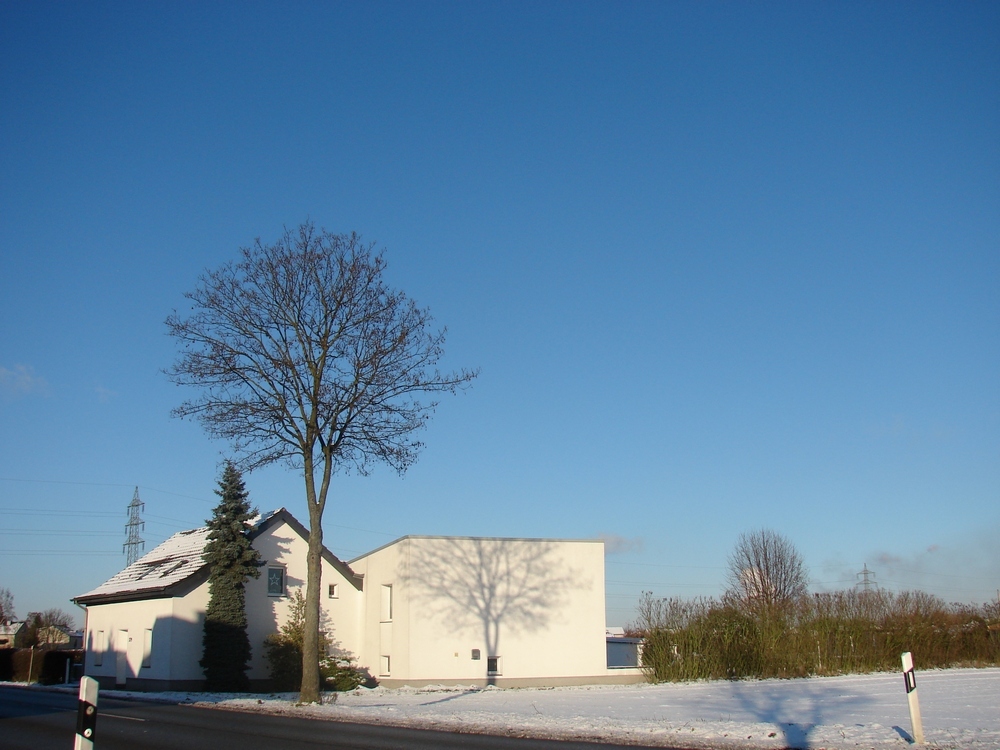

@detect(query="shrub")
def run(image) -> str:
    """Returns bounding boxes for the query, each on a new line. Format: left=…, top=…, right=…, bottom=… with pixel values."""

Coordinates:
left=635, top=589, right=1000, bottom=683
left=263, top=590, right=371, bottom=692
left=0, top=648, right=14, bottom=681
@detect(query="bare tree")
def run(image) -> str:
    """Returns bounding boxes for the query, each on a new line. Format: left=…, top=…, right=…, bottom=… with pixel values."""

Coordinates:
left=0, top=587, right=15, bottom=624
left=166, top=223, right=477, bottom=702
left=725, top=529, right=808, bottom=613
left=25, top=608, right=76, bottom=647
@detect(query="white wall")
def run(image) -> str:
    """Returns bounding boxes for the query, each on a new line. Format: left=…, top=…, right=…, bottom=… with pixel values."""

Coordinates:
left=82, top=591, right=208, bottom=686
left=82, top=517, right=365, bottom=687
left=81, top=526, right=629, bottom=689
left=245, top=519, right=364, bottom=678
left=351, top=537, right=608, bottom=685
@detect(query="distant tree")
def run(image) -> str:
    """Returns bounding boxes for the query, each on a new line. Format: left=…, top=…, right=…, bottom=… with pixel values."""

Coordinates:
left=199, top=462, right=262, bottom=691
left=725, top=529, right=808, bottom=613
left=23, top=608, right=75, bottom=647
left=0, top=588, right=15, bottom=624
left=167, top=222, right=477, bottom=702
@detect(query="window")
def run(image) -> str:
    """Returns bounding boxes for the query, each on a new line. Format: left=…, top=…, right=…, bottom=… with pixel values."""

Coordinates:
left=161, top=560, right=186, bottom=578
left=267, top=567, right=285, bottom=596
left=380, top=655, right=390, bottom=676
left=487, top=656, right=502, bottom=676
left=380, top=584, right=392, bottom=622
left=142, top=628, right=153, bottom=668
left=93, top=630, right=105, bottom=667
left=328, top=583, right=339, bottom=599
left=471, top=649, right=481, bottom=660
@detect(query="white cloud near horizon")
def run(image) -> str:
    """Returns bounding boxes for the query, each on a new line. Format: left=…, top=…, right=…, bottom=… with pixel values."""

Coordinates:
left=0, top=364, right=48, bottom=398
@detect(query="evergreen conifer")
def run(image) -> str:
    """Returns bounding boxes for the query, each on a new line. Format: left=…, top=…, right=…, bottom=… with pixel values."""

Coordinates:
left=200, top=462, right=261, bottom=691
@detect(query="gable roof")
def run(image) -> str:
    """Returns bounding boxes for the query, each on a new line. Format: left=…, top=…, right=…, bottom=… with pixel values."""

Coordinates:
left=74, top=508, right=361, bottom=606
left=0, top=621, right=25, bottom=636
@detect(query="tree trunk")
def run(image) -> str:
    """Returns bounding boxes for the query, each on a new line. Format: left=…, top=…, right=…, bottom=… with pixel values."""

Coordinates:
left=300, top=521, right=323, bottom=702
left=300, top=464, right=323, bottom=704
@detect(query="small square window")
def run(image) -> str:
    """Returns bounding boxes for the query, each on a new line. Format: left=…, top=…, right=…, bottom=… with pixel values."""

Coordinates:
left=328, top=583, right=339, bottom=599
left=471, top=649, right=481, bottom=660
left=487, top=656, right=502, bottom=675
left=267, top=567, right=285, bottom=596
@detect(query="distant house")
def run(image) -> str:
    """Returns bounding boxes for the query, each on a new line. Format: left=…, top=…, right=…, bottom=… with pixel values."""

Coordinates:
left=74, top=508, right=642, bottom=690
left=0, top=621, right=26, bottom=649
left=35, top=625, right=84, bottom=649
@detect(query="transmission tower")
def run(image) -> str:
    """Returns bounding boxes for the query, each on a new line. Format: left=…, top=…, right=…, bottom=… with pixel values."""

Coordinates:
left=124, top=487, right=145, bottom=565
left=856, top=563, right=877, bottom=592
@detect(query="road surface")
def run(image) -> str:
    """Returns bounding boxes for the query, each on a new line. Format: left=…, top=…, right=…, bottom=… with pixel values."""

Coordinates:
left=0, top=685, right=691, bottom=749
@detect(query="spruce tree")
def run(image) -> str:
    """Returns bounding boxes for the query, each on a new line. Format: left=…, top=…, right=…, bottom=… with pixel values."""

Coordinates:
left=200, top=462, right=262, bottom=691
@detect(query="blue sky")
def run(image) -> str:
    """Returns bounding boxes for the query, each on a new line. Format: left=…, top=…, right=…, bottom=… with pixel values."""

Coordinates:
left=1, top=1, right=997, bottom=627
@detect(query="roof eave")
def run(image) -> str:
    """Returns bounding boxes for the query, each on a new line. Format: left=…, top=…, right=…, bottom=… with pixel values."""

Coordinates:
left=74, top=564, right=210, bottom=606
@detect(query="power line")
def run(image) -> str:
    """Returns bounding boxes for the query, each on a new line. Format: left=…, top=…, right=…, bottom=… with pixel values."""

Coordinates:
left=0, top=509, right=123, bottom=517
left=606, top=560, right=727, bottom=570
left=0, top=530, right=122, bottom=536
left=0, top=477, right=213, bottom=503
left=0, top=550, right=121, bottom=556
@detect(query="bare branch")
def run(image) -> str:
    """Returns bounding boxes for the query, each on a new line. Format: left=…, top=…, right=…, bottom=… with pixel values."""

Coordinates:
left=165, top=222, right=478, bottom=701
left=725, top=528, right=808, bottom=614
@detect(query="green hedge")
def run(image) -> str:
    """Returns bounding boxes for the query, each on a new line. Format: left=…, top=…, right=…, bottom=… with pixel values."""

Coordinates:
left=636, top=590, right=1000, bottom=682
left=0, top=648, right=83, bottom=683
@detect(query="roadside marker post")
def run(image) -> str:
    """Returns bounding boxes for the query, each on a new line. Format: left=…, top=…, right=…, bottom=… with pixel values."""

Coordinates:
left=74, top=676, right=98, bottom=750
left=901, top=651, right=925, bottom=745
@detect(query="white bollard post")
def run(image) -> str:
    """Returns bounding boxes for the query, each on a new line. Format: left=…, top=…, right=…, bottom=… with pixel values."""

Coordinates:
left=901, top=651, right=925, bottom=745
left=74, top=676, right=99, bottom=750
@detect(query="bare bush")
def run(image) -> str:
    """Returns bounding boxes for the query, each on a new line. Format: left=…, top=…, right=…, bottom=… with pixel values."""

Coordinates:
left=725, top=529, right=808, bottom=613
left=636, top=588, right=1000, bottom=682
left=166, top=223, right=477, bottom=701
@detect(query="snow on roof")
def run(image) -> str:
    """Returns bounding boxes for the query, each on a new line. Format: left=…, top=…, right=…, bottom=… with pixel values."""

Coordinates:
left=75, top=509, right=283, bottom=603
left=75, top=526, right=211, bottom=601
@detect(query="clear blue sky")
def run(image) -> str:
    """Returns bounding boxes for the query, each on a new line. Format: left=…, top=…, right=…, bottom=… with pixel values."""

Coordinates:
left=1, top=1, right=997, bottom=627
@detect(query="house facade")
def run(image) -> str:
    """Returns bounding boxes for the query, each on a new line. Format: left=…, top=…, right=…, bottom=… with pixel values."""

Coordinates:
left=74, top=509, right=642, bottom=690
left=349, top=535, right=612, bottom=687
left=0, top=621, right=26, bottom=649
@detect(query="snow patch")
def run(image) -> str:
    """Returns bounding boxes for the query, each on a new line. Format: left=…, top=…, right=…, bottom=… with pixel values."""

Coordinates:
left=73, top=667, right=1000, bottom=749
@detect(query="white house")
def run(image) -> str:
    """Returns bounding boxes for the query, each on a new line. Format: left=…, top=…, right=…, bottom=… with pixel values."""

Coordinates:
left=74, top=509, right=642, bottom=690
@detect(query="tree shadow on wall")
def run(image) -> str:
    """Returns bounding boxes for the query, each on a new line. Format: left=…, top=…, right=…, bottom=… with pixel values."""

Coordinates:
left=401, top=537, right=585, bottom=685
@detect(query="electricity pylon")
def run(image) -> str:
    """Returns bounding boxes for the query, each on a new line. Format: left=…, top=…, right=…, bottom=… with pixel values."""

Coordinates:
left=856, top=563, right=877, bottom=592
left=124, top=487, right=145, bottom=565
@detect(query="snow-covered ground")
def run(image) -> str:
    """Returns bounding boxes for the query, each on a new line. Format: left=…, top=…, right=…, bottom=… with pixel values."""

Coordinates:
left=90, top=668, right=1000, bottom=749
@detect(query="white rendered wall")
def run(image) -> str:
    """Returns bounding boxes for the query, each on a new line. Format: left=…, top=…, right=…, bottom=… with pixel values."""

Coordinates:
left=82, top=593, right=208, bottom=685
left=169, top=581, right=209, bottom=680
left=349, top=539, right=408, bottom=681
left=352, top=537, right=608, bottom=684
left=245, top=519, right=364, bottom=678
left=83, top=518, right=364, bottom=686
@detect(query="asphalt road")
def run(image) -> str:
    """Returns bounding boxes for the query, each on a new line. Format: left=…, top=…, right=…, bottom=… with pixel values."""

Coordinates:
left=0, top=685, right=690, bottom=750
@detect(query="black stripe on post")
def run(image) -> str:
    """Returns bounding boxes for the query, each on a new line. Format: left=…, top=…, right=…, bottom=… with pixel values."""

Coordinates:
left=76, top=699, right=97, bottom=742
left=904, top=668, right=916, bottom=694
